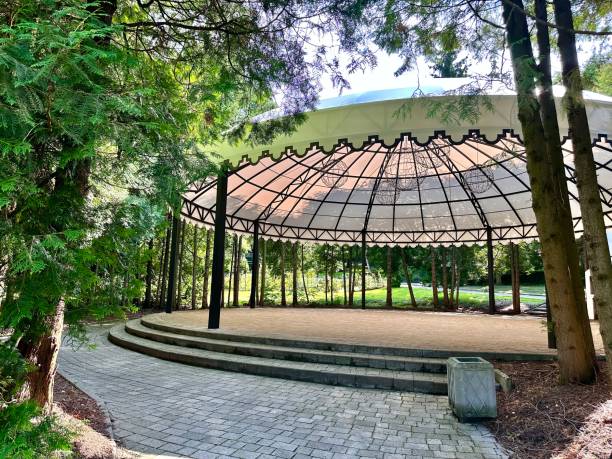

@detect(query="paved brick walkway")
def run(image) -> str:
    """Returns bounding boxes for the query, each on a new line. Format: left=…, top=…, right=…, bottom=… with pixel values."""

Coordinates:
left=59, top=325, right=509, bottom=459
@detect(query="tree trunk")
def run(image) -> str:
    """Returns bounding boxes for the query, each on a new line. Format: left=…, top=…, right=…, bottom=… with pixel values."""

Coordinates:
left=145, top=238, right=154, bottom=309
left=227, top=235, right=235, bottom=307
left=348, top=246, right=354, bottom=306
left=330, top=246, right=335, bottom=305
left=324, top=245, right=329, bottom=305
left=259, top=239, right=266, bottom=306
left=292, top=242, right=298, bottom=306
left=17, top=299, right=65, bottom=413
left=386, top=246, right=393, bottom=307
left=301, top=244, right=309, bottom=304
left=280, top=242, right=287, bottom=306
left=233, top=235, right=241, bottom=306
left=14, top=1, right=118, bottom=411
left=201, top=229, right=212, bottom=309
left=441, top=248, right=449, bottom=308
left=554, top=0, right=612, bottom=381
left=453, top=248, right=461, bottom=307
left=431, top=247, right=439, bottom=308
left=503, top=0, right=596, bottom=383
left=158, top=225, right=171, bottom=308
left=191, top=227, right=198, bottom=309
left=176, top=220, right=186, bottom=310
left=510, top=242, right=521, bottom=314
left=400, top=248, right=417, bottom=308
left=450, top=247, right=456, bottom=309
left=342, top=247, right=347, bottom=305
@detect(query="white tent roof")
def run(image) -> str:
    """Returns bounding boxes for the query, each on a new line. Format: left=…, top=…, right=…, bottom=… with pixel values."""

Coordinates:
left=183, top=81, right=612, bottom=246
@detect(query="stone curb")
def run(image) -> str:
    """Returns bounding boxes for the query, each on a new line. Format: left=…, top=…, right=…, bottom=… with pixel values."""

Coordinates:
left=109, top=324, right=448, bottom=395
left=127, top=319, right=447, bottom=373
left=57, top=369, right=118, bottom=447
left=142, top=314, right=558, bottom=362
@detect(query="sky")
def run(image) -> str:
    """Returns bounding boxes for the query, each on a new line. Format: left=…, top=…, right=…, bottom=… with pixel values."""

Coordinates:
left=317, top=43, right=597, bottom=100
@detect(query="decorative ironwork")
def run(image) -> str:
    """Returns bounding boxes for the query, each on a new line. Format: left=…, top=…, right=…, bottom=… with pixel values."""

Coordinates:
left=181, top=131, right=612, bottom=246
left=383, top=150, right=427, bottom=191
left=417, top=142, right=448, bottom=169
left=320, top=156, right=348, bottom=188
left=375, top=179, right=398, bottom=205
left=464, top=163, right=495, bottom=194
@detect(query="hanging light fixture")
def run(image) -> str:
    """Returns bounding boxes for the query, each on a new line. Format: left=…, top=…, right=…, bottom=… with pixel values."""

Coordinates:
left=320, top=156, right=348, bottom=188
left=375, top=179, right=398, bottom=205
left=416, top=140, right=448, bottom=170
left=383, top=146, right=428, bottom=192
left=464, top=164, right=494, bottom=194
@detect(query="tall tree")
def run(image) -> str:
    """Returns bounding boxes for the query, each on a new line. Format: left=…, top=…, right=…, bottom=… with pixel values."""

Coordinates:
left=330, top=246, right=335, bottom=305
left=342, top=247, right=347, bottom=305
left=348, top=246, right=355, bottom=306
left=158, top=225, right=171, bottom=308
left=292, top=242, right=298, bottom=306
left=386, top=246, right=393, bottom=307
left=431, top=247, right=439, bottom=308
left=400, top=248, right=417, bottom=308
left=553, top=0, right=612, bottom=380
left=227, top=235, right=234, bottom=307
left=233, top=235, right=242, bottom=306
left=502, top=0, right=596, bottom=382
left=259, top=239, right=267, bottom=306
left=510, top=242, right=521, bottom=314
left=301, top=244, right=309, bottom=304
left=191, top=227, right=198, bottom=309
left=145, top=238, right=154, bottom=308
left=176, top=220, right=186, bottom=309
left=448, top=248, right=455, bottom=308
left=280, top=242, right=287, bottom=307
left=201, top=229, right=212, bottom=309
left=441, top=248, right=449, bottom=308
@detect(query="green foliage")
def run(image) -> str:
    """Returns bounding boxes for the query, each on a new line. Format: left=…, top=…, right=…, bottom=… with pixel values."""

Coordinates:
left=582, top=53, right=612, bottom=96
left=0, top=401, right=72, bottom=459
left=429, top=50, right=468, bottom=79
left=0, top=344, right=72, bottom=458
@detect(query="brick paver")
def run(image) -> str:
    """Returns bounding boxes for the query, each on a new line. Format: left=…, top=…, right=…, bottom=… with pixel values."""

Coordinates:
left=149, top=308, right=604, bottom=355
left=59, top=325, right=509, bottom=458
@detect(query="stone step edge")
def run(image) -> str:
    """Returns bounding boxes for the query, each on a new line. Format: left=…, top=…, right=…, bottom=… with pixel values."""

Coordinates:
left=141, top=314, right=556, bottom=362
left=109, top=325, right=447, bottom=394
left=125, top=320, right=447, bottom=373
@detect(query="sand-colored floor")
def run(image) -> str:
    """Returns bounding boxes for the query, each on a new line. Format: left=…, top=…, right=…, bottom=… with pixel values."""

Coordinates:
left=152, top=308, right=604, bottom=356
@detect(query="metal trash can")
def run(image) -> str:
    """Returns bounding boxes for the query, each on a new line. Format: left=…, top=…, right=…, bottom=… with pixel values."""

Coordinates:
left=447, top=357, right=497, bottom=422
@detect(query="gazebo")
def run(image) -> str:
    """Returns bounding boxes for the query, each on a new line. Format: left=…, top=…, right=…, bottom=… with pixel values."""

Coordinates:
left=180, top=80, right=612, bottom=329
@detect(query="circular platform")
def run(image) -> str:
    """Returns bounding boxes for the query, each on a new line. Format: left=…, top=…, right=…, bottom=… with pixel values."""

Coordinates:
left=150, top=308, right=604, bottom=356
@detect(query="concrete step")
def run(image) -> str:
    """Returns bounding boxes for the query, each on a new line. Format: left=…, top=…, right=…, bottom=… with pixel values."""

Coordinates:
left=127, top=319, right=446, bottom=373
left=141, top=314, right=554, bottom=361
left=109, top=324, right=448, bottom=394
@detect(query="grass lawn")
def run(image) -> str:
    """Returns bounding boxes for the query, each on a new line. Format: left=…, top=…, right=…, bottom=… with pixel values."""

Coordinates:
left=216, top=281, right=546, bottom=310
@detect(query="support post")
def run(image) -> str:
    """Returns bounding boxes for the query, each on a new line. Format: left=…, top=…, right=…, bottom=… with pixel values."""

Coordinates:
left=545, top=284, right=557, bottom=349
left=165, top=214, right=181, bottom=314
left=361, top=230, right=366, bottom=309
left=249, top=221, right=259, bottom=308
left=208, top=169, right=228, bottom=329
left=486, top=226, right=495, bottom=314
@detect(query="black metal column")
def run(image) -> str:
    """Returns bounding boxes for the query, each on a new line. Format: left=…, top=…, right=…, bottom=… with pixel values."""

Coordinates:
left=249, top=221, right=259, bottom=308
left=208, top=170, right=228, bottom=329
left=165, top=214, right=181, bottom=313
left=487, top=226, right=495, bottom=314
left=361, top=230, right=366, bottom=310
